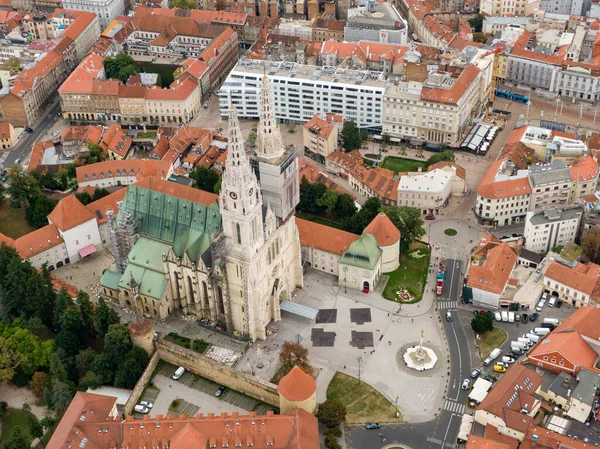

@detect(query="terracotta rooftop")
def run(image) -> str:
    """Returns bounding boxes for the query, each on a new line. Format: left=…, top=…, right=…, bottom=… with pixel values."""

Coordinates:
left=48, top=195, right=96, bottom=231
left=303, top=114, right=336, bottom=139
left=420, top=65, right=480, bottom=105
left=467, top=435, right=509, bottom=449
left=76, top=159, right=172, bottom=185
left=134, top=176, right=218, bottom=206
left=510, top=31, right=569, bottom=65
left=467, top=242, right=517, bottom=294
left=13, top=223, right=64, bottom=258
left=545, top=261, right=600, bottom=297
left=296, top=217, right=358, bottom=255
left=363, top=212, right=400, bottom=247
left=553, top=306, right=600, bottom=341
left=569, top=155, right=599, bottom=183
left=477, top=365, right=542, bottom=433
left=528, top=330, right=598, bottom=372
left=521, top=426, right=594, bottom=449
left=427, top=161, right=466, bottom=180
left=85, top=188, right=127, bottom=225
left=278, top=366, right=316, bottom=402
left=477, top=157, right=531, bottom=200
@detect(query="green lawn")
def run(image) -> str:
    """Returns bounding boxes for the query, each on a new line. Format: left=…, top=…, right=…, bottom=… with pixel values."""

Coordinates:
left=444, top=228, right=457, bottom=236
left=296, top=211, right=343, bottom=230
left=0, top=199, right=36, bottom=239
left=381, top=156, right=425, bottom=173
left=164, top=332, right=209, bottom=355
left=0, top=408, right=40, bottom=447
left=477, top=327, right=508, bottom=359
left=137, top=132, right=157, bottom=139
left=327, top=372, right=402, bottom=424
left=382, top=244, right=431, bottom=302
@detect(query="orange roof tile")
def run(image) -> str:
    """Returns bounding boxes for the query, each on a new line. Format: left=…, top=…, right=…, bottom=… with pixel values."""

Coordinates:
left=85, top=188, right=127, bottom=225
left=477, top=365, right=541, bottom=433
left=0, top=232, right=14, bottom=246
left=296, top=217, right=358, bottom=255
left=528, top=331, right=598, bottom=370
left=101, top=124, right=132, bottom=158
left=134, top=176, right=218, bottom=206
left=553, top=306, right=600, bottom=340
left=145, top=78, right=198, bottom=101
left=427, top=161, right=466, bottom=179
left=545, top=261, right=600, bottom=296
left=76, top=159, right=172, bottom=184
left=477, top=157, right=531, bottom=200
left=521, top=426, right=592, bottom=449
left=510, top=31, right=568, bottom=65
left=58, top=53, right=104, bottom=94
left=467, top=242, right=517, bottom=294
left=421, top=65, right=480, bottom=105
left=569, top=155, right=599, bottom=182
left=364, top=212, right=400, bottom=247
left=467, top=435, right=509, bottom=449
left=303, top=114, right=336, bottom=139
left=278, top=366, right=316, bottom=401
left=13, top=223, right=64, bottom=258
left=48, top=195, right=95, bottom=231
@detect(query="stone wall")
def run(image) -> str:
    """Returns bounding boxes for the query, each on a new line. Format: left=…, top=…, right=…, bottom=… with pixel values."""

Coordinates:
left=157, top=340, right=280, bottom=407
left=124, top=351, right=160, bottom=416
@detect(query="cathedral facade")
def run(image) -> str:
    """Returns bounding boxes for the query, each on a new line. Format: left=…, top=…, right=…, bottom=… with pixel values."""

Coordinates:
left=100, top=80, right=303, bottom=342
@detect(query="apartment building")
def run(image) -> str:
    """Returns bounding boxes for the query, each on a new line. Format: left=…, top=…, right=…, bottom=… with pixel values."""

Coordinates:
left=218, top=60, right=386, bottom=128
left=570, top=155, right=599, bottom=198
left=523, top=205, right=583, bottom=253
left=344, top=2, right=408, bottom=44
left=302, top=113, right=342, bottom=162
left=528, top=161, right=573, bottom=211
left=544, top=261, right=600, bottom=307
left=381, top=66, right=483, bottom=147
left=61, top=0, right=124, bottom=29
left=0, top=9, right=100, bottom=126
left=475, top=157, right=532, bottom=226
left=480, top=0, right=538, bottom=17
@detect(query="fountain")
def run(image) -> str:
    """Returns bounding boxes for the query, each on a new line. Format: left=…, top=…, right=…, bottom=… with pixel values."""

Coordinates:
left=403, top=329, right=438, bottom=371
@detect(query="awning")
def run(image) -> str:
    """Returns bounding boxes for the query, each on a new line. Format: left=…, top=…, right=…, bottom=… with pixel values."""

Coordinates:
left=280, top=300, right=318, bottom=320
left=78, top=244, right=97, bottom=258
left=409, top=140, right=423, bottom=147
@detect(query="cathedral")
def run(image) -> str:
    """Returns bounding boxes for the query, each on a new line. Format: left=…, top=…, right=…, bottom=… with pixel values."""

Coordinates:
left=100, top=78, right=303, bottom=342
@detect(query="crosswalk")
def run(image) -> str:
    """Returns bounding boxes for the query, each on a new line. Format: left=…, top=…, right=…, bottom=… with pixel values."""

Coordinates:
left=443, top=399, right=466, bottom=415
left=438, top=300, right=457, bottom=310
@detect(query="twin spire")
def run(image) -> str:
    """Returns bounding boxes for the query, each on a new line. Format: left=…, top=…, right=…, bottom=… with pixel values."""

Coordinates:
left=256, top=76, right=285, bottom=161
left=222, top=102, right=255, bottom=188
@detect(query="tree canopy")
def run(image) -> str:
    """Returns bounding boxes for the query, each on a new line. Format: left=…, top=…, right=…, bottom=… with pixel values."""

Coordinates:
left=382, top=206, right=425, bottom=251
left=191, top=166, right=221, bottom=194
left=278, top=342, right=315, bottom=379
left=424, top=150, right=455, bottom=168
left=340, top=121, right=365, bottom=152
left=471, top=313, right=494, bottom=333
left=582, top=228, right=600, bottom=264
left=169, top=0, right=197, bottom=8
left=468, top=13, right=485, bottom=33
left=104, top=54, right=139, bottom=83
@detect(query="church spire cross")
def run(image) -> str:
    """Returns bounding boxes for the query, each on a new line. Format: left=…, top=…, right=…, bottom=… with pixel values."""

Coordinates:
left=256, top=76, right=285, bottom=161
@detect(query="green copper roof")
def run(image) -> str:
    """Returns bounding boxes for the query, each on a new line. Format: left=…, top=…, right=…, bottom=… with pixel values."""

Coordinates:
left=100, top=269, right=122, bottom=291
left=118, top=184, right=222, bottom=264
left=119, top=184, right=222, bottom=246
left=118, top=263, right=168, bottom=300
left=128, top=237, right=171, bottom=272
left=339, top=233, right=382, bottom=270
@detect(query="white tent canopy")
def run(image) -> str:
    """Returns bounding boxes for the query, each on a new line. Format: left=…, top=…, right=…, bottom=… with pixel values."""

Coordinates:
left=457, top=414, right=474, bottom=442
left=468, top=388, right=488, bottom=403
left=473, top=378, right=493, bottom=392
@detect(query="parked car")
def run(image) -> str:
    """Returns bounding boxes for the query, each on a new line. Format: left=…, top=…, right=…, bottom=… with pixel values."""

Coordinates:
left=462, top=379, right=471, bottom=390
left=365, top=423, right=380, bottom=430
left=496, top=361, right=509, bottom=368
left=530, top=313, right=539, bottom=322
left=215, top=386, right=226, bottom=397
left=134, top=405, right=149, bottom=414
left=555, top=300, right=563, bottom=308
left=425, top=214, right=435, bottom=220
left=493, top=365, right=507, bottom=373
left=14, top=158, right=21, bottom=164
left=139, top=401, right=153, bottom=409
left=172, top=366, right=185, bottom=380
left=483, top=357, right=493, bottom=366
left=471, top=369, right=481, bottom=378
left=52, top=131, right=59, bottom=137
left=521, top=313, right=529, bottom=324
left=515, top=313, right=520, bottom=322
left=25, top=127, right=33, bottom=133
left=494, top=312, right=502, bottom=322
left=536, top=299, right=546, bottom=312
left=483, top=375, right=495, bottom=383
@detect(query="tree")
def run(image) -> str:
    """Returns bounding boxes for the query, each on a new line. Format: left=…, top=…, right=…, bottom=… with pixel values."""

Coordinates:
left=92, top=188, right=110, bottom=202
left=30, top=371, right=50, bottom=399
left=75, top=348, right=98, bottom=373
left=95, top=297, right=120, bottom=336
left=56, top=308, right=83, bottom=356
left=316, top=400, right=347, bottom=428
left=298, top=179, right=327, bottom=214
left=382, top=206, right=425, bottom=251
left=169, top=0, right=196, bottom=8
left=104, top=54, right=138, bottom=83
left=78, top=370, right=103, bottom=390
left=25, top=195, right=57, bottom=229
left=49, top=379, right=73, bottom=414
left=278, top=342, right=314, bottom=378
left=380, top=133, right=390, bottom=151
left=340, top=121, right=364, bottom=152
left=213, top=177, right=222, bottom=194
left=114, top=347, right=149, bottom=389
left=76, top=291, right=95, bottom=337
left=79, top=143, right=106, bottom=165
left=246, top=131, right=257, bottom=149
left=49, top=350, right=68, bottom=383
left=582, top=228, right=600, bottom=263
left=75, top=192, right=93, bottom=206
left=317, top=189, right=339, bottom=217
left=471, top=313, right=494, bottom=333
left=0, top=338, right=25, bottom=383
left=342, top=197, right=381, bottom=234
left=104, top=324, right=132, bottom=367
left=117, top=65, right=139, bottom=84
left=6, top=165, right=40, bottom=208
left=424, top=150, right=455, bottom=169
left=2, top=427, right=31, bottom=449
left=468, top=13, right=485, bottom=32
left=191, top=166, right=220, bottom=193
left=334, top=194, right=356, bottom=219
left=215, top=0, right=226, bottom=9
left=39, top=264, right=57, bottom=330
left=53, top=288, right=71, bottom=333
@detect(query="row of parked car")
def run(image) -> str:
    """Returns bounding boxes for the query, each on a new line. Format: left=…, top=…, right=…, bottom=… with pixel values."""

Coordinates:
left=493, top=310, right=538, bottom=324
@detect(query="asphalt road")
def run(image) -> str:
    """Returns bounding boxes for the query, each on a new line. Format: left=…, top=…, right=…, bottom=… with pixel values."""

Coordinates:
left=0, top=101, right=61, bottom=169
left=346, top=260, right=470, bottom=449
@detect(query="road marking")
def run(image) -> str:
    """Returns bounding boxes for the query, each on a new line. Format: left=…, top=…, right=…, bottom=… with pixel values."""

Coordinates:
left=451, top=324, right=463, bottom=400
left=427, top=437, right=442, bottom=444
left=442, top=413, right=456, bottom=446
left=438, top=300, right=457, bottom=310
left=443, top=399, right=466, bottom=415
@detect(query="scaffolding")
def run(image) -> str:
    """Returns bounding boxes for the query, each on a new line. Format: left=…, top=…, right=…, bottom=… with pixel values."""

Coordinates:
left=107, top=209, right=137, bottom=274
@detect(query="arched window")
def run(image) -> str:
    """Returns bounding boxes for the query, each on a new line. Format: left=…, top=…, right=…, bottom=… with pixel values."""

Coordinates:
left=202, top=281, right=209, bottom=308
left=236, top=223, right=241, bottom=245
left=217, top=286, right=225, bottom=314
left=187, top=276, right=195, bottom=303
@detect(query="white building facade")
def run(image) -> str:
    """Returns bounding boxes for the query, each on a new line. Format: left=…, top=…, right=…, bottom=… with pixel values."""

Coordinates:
left=397, top=169, right=453, bottom=215
left=62, top=0, right=125, bottom=29
left=523, top=205, right=583, bottom=253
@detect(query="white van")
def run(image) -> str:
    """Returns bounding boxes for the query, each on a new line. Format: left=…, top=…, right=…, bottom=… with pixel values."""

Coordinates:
left=548, top=297, right=557, bottom=307
left=508, top=312, right=515, bottom=323
left=533, top=328, right=551, bottom=336
left=501, top=311, right=509, bottom=322
left=536, top=299, right=546, bottom=312
left=526, top=333, right=540, bottom=343
left=135, top=405, right=149, bottom=414
left=518, top=337, right=532, bottom=347
left=172, top=366, right=185, bottom=380
left=543, top=318, right=560, bottom=326
left=502, top=356, right=515, bottom=364
left=489, top=348, right=502, bottom=360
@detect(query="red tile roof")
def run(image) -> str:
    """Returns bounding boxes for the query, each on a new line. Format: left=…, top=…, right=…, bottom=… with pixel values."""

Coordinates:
left=477, top=157, right=531, bottom=200
left=13, top=224, right=64, bottom=258
left=553, top=306, right=600, bottom=341
left=296, top=217, right=358, bottom=255
left=528, top=331, right=598, bottom=371
left=467, top=242, right=517, bottom=294
left=134, top=176, right=218, bottom=206
left=510, top=31, right=568, bottom=65
left=278, top=367, right=316, bottom=401
left=101, top=124, right=132, bottom=158
left=76, top=159, right=172, bottom=184
left=427, top=161, right=466, bottom=179
left=303, top=114, right=336, bottom=139
left=545, top=262, right=600, bottom=297
left=85, top=188, right=127, bottom=225
left=569, top=155, right=599, bottom=182
left=48, top=195, right=95, bottom=231
left=521, top=426, right=593, bottom=449
left=477, top=365, right=541, bottom=433
left=58, top=53, right=104, bottom=94
left=420, top=65, right=480, bottom=105
left=364, top=212, right=400, bottom=247
left=467, top=435, right=509, bottom=449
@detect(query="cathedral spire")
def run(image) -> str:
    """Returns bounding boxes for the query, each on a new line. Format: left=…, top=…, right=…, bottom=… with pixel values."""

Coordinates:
left=256, top=76, right=285, bottom=161
left=222, top=104, right=255, bottom=189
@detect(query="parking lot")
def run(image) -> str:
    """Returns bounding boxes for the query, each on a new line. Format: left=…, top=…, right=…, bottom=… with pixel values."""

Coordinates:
left=134, top=362, right=275, bottom=418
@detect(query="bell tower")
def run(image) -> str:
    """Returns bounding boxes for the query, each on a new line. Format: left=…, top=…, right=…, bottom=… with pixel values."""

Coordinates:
left=255, top=76, right=300, bottom=221
left=219, top=104, right=264, bottom=258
